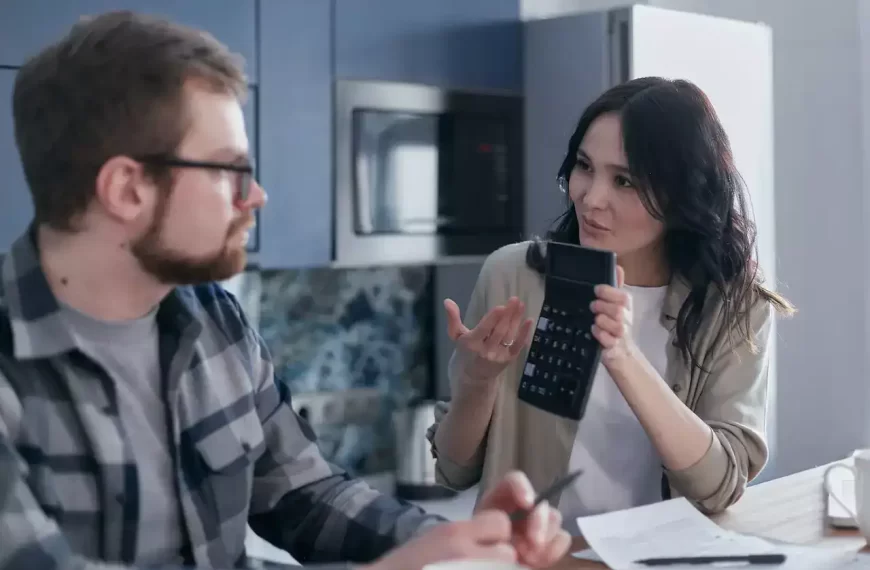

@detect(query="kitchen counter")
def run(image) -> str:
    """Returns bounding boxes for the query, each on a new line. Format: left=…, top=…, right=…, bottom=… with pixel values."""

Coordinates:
left=245, top=472, right=479, bottom=566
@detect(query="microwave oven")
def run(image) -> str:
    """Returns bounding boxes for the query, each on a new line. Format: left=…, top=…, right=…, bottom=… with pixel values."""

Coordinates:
left=334, top=79, right=524, bottom=267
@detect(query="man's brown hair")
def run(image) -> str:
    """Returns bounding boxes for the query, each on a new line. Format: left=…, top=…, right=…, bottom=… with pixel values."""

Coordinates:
left=12, top=10, right=248, bottom=231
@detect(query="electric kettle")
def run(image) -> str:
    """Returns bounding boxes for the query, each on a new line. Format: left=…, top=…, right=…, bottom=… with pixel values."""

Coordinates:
left=393, top=399, right=458, bottom=501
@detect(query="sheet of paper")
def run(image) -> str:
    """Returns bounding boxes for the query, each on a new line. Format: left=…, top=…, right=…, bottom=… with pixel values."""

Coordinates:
left=570, top=548, right=602, bottom=563
left=575, top=497, right=867, bottom=569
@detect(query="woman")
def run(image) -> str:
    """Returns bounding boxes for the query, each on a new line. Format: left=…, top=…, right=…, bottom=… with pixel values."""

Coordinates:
left=426, top=77, right=795, bottom=524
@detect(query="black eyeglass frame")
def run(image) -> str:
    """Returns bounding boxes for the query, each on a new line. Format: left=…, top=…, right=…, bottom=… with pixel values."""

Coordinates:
left=137, top=155, right=256, bottom=202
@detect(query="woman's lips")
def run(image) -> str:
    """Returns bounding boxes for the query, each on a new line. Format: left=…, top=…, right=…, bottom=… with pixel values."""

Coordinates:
left=582, top=216, right=610, bottom=232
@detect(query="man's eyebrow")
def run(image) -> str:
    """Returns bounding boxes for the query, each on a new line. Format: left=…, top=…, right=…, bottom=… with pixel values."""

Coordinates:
left=206, top=147, right=251, bottom=163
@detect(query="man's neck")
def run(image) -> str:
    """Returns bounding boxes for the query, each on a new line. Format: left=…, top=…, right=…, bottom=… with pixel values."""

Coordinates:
left=37, top=225, right=171, bottom=321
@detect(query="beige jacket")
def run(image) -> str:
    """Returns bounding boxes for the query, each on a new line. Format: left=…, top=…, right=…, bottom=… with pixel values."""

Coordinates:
left=427, top=242, right=773, bottom=514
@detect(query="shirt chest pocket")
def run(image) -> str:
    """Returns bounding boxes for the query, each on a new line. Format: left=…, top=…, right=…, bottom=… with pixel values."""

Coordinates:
left=190, top=408, right=265, bottom=520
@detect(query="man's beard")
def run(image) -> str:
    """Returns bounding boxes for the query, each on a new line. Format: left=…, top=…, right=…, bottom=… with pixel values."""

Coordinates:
left=131, top=191, right=251, bottom=285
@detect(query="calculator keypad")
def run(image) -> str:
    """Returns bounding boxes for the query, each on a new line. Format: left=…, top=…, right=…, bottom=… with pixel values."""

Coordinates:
left=517, top=282, right=601, bottom=420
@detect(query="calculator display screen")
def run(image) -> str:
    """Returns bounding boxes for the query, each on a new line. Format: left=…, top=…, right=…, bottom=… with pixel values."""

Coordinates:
left=548, top=244, right=614, bottom=285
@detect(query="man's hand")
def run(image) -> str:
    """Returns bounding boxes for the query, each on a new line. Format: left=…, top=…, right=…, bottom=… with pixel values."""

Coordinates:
left=362, top=510, right=518, bottom=570
left=363, top=472, right=571, bottom=570
left=477, top=471, right=572, bottom=568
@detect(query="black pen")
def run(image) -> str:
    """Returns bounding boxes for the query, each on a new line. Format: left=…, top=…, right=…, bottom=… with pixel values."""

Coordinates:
left=635, top=554, right=787, bottom=566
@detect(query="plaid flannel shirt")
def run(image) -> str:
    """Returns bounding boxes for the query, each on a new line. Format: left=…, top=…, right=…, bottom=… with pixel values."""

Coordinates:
left=0, top=230, right=445, bottom=570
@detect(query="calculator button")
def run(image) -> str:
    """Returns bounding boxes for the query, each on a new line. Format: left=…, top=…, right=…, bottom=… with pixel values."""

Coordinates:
left=537, top=317, right=550, bottom=331
left=524, top=363, right=536, bottom=377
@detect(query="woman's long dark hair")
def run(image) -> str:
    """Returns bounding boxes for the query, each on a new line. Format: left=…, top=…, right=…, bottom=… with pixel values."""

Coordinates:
left=527, top=77, right=795, bottom=369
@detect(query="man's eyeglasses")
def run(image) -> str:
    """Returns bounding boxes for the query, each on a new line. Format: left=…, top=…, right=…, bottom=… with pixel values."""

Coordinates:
left=137, top=155, right=256, bottom=202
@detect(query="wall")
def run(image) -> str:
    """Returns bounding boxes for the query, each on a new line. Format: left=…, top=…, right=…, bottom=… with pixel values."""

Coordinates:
left=861, top=0, right=870, bottom=468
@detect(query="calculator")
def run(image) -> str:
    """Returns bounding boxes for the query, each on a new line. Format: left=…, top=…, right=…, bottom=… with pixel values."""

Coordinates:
left=517, top=241, right=617, bottom=420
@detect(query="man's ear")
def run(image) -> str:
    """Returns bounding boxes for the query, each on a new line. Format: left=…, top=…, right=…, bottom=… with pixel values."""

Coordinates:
left=94, top=156, right=154, bottom=223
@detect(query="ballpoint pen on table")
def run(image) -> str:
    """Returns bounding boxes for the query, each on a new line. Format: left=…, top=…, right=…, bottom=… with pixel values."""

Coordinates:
left=635, top=553, right=787, bottom=566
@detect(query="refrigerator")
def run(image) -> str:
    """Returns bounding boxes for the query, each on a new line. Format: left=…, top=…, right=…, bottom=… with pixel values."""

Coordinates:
left=523, top=3, right=778, bottom=464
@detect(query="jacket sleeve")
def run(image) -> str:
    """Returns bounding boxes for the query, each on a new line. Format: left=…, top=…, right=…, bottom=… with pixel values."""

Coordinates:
left=664, top=297, right=774, bottom=514
left=425, top=247, right=515, bottom=491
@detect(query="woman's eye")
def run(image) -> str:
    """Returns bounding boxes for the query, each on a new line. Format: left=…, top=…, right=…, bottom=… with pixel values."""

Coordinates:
left=615, top=175, right=634, bottom=188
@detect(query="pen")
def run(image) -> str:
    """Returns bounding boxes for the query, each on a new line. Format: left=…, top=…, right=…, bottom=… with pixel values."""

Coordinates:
left=509, top=469, right=584, bottom=522
left=635, top=554, right=786, bottom=566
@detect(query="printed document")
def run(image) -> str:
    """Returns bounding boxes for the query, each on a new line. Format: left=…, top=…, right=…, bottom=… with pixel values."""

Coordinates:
left=575, top=497, right=867, bottom=569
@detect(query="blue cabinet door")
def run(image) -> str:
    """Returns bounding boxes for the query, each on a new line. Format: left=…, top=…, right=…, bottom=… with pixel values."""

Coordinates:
left=334, top=0, right=522, bottom=91
left=256, top=0, right=333, bottom=268
left=0, top=0, right=257, bottom=82
left=0, top=69, right=31, bottom=253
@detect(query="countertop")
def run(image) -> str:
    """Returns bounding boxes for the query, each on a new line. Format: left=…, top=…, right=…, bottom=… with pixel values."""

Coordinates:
left=245, top=472, right=479, bottom=565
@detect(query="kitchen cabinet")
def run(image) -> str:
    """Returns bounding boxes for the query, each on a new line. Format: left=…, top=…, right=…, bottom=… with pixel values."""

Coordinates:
left=0, top=0, right=258, bottom=81
left=0, top=69, right=31, bottom=252
left=256, top=0, right=333, bottom=268
left=334, top=0, right=522, bottom=92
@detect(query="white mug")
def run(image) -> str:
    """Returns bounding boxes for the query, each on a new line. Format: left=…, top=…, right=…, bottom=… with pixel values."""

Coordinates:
left=824, top=449, right=870, bottom=537
left=423, top=561, right=529, bottom=570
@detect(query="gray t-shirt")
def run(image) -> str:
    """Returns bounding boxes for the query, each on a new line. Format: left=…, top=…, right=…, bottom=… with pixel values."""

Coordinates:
left=61, top=303, right=184, bottom=565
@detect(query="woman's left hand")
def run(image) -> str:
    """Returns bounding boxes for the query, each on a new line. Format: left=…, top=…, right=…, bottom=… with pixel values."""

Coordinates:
left=590, top=265, right=637, bottom=370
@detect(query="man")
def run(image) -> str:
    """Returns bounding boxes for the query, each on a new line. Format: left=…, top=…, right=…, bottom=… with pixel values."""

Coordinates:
left=0, top=10, right=570, bottom=570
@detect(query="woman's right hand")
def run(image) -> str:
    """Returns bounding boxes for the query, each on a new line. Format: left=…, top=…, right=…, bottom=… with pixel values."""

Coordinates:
left=444, top=296, right=534, bottom=386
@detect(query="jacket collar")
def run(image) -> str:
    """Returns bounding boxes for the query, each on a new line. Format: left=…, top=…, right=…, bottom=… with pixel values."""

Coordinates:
left=661, top=273, right=692, bottom=329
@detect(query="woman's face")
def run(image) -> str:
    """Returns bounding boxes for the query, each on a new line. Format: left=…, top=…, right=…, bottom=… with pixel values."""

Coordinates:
left=568, top=113, right=665, bottom=257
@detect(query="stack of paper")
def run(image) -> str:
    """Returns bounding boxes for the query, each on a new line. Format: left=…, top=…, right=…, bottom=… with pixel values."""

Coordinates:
left=574, top=497, right=868, bottom=569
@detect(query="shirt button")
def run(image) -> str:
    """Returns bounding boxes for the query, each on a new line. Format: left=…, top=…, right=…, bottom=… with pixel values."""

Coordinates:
left=671, top=383, right=682, bottom=394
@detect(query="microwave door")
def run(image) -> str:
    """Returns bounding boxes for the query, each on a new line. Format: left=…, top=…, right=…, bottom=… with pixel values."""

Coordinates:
left=355, top=112, right=441, bottom=235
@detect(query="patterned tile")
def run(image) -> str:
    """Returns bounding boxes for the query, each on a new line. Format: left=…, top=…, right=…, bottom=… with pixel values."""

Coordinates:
left=255, top=265, right=433, bottom=474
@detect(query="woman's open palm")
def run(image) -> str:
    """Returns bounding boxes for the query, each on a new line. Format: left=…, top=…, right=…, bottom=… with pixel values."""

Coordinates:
left=444, top=296, right=534, bottom=385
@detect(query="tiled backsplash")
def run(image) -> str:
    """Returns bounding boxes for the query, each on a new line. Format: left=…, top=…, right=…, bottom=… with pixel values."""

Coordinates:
left=229, top=266, right=434, bottom=475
